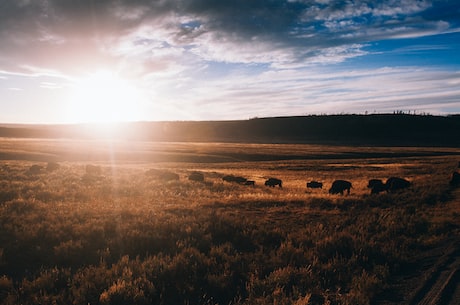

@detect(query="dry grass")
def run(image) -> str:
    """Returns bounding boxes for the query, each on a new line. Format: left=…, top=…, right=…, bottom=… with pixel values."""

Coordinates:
left=0, top=139, right=459, bottom=305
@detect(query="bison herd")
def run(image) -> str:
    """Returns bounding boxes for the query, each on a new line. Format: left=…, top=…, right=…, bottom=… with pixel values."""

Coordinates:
left=221, top=175, right=412, bottom=195
left=301, top=177, right=412, bottom=195
left=24, top=159, right=460, bottom=197
left=140, top=161, right=460, bottom=196
left=308, top=177, right=411, bottom=195
left=237, top=161, right=460, bottom=195
left=147, top=164, right=460, bottom=196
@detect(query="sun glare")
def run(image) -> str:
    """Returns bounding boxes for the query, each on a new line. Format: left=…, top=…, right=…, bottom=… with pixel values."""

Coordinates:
left=65, top=70, right=146, bottom=124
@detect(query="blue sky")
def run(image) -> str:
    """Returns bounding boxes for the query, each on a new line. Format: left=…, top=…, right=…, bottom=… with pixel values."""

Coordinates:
left=0, top=0, right=459, bottom=123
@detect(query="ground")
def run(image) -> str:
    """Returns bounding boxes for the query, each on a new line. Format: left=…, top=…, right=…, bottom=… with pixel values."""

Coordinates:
left=374, top=188, right=460, bottom=305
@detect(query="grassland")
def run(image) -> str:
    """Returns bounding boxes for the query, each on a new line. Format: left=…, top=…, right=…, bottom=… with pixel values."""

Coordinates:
left=0, top=138, right=459, bottom=305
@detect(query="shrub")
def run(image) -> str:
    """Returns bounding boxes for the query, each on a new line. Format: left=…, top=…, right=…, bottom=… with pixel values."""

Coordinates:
left=99, top=278, right=154, bottom=305
left=0, top=190, right=18, bottom=204
left=0, top=275, right=14, bottom=303
left=0, top=154, right=457, bottom=305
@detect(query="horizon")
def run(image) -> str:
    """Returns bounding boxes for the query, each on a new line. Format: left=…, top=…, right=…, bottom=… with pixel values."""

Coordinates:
left=1, top=0, right=459, bottom=124
left=0, top=111, right=458, bottom=127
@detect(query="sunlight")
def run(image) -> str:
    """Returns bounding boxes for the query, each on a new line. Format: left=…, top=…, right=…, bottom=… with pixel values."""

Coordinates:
left=65, top=70, right=146, bottom=124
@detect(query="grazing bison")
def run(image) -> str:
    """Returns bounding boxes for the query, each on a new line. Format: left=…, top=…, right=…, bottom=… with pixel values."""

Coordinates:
left=371, top=182, right=387, bottom=194
left=329, top=180, right=352, bottom=195
left=222, top=175, right=235, bottom=183
left=161, top=172, right=180, bottom=181
left=146, top=169, right=179, bottom=181
left=265, top=178, right=282, bottom=188
left=368, top=179, right=387, bottom=194
left=306, top=181, right=323, bottom=189
left=367, top=179, right=383, bottom=189
left=222, top=175, right=247, bottom=184
left=385, top=177, right=411, bottom=192
left=188, top=171, right=204, bottom=182
left=28, top=164, right=43, bottom=175
left=450, top=172, right=460, bottom=187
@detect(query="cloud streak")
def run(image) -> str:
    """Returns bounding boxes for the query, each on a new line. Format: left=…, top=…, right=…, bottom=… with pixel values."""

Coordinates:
left=166, top=66, right=460, bottom=118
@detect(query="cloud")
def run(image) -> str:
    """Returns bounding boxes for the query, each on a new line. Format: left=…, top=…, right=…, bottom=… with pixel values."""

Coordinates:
left=0, top=0, right=458, bottom=77
left=0, top=0, right=458, bottom=122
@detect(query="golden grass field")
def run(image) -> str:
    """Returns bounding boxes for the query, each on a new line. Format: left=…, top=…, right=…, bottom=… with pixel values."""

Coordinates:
left=0, top=138, right=459, bottom=305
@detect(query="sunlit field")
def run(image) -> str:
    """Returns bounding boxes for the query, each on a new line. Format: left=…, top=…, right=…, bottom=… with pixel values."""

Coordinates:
left=0, top=138, right=459, bottom=305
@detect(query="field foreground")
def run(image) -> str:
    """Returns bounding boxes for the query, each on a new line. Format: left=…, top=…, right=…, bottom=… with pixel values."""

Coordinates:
left=0, top=139, right=460, bottom=305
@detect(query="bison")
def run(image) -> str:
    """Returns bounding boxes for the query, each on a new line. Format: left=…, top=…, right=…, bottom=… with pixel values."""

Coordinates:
left=222, top=175, right=247, bottom=184
left=222, top=175, right=235, bottom=183
left=371, top=182, right=387, bottom=194
left=265, top=178, right=282, bottom=188
left=385, top=177, right=411, bottom=192
left=27, top=164, right=43, bottom=175
left=368, top=179, right=387, bottom=194
left=329, top=180, right=352, bottom=195
left=306, top=181, right=323, bottom=189
left=450, top=172, right=460, bottom=187
left=188, top=171, right=205, bottom=182
left=146, top=169, right=180, bottom=181
left=367, top=179, right=383, bottom=189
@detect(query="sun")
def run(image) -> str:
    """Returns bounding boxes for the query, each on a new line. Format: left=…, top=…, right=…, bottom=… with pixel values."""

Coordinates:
left=65, top=70, right=146, bottom=124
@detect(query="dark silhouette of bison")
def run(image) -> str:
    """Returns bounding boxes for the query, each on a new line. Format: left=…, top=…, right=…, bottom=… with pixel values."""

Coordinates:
left=450, top=172, right=460, bottom=187
left=367, top=179, right=383, bottom=189
left=368, top=177, right=411, bottom=194
left=329, top=180, right=352, bottom=195
left=265, top=178, right=282, bottom=188
left=371, top=182, right=387, bottom=194
left=222, top=175, right=247, bottom=184
left=306, top=181, right=323, bottom=189
left=385, top=177, right=411, bottom=192
left=27, top=164, right=43, bottom=175
left=188, top=171, right=204, bottom=182
left=146, top=169, right=180, bottom=181
left=368, top=179, right=387, bottom=194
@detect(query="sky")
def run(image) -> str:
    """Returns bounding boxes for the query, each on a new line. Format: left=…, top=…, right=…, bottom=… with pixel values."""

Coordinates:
left=0, top=0, right=459, bottom=124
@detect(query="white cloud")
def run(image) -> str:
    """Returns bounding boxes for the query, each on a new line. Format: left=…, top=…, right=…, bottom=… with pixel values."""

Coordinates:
left=372, top=0, right=431, bottom=17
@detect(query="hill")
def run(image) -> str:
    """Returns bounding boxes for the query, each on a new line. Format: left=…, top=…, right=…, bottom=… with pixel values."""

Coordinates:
left=1, top=114, right=459, bottom=146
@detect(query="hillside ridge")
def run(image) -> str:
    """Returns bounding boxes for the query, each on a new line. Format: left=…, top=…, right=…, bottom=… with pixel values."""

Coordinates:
left=0, top=114, right=459, bottom=147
